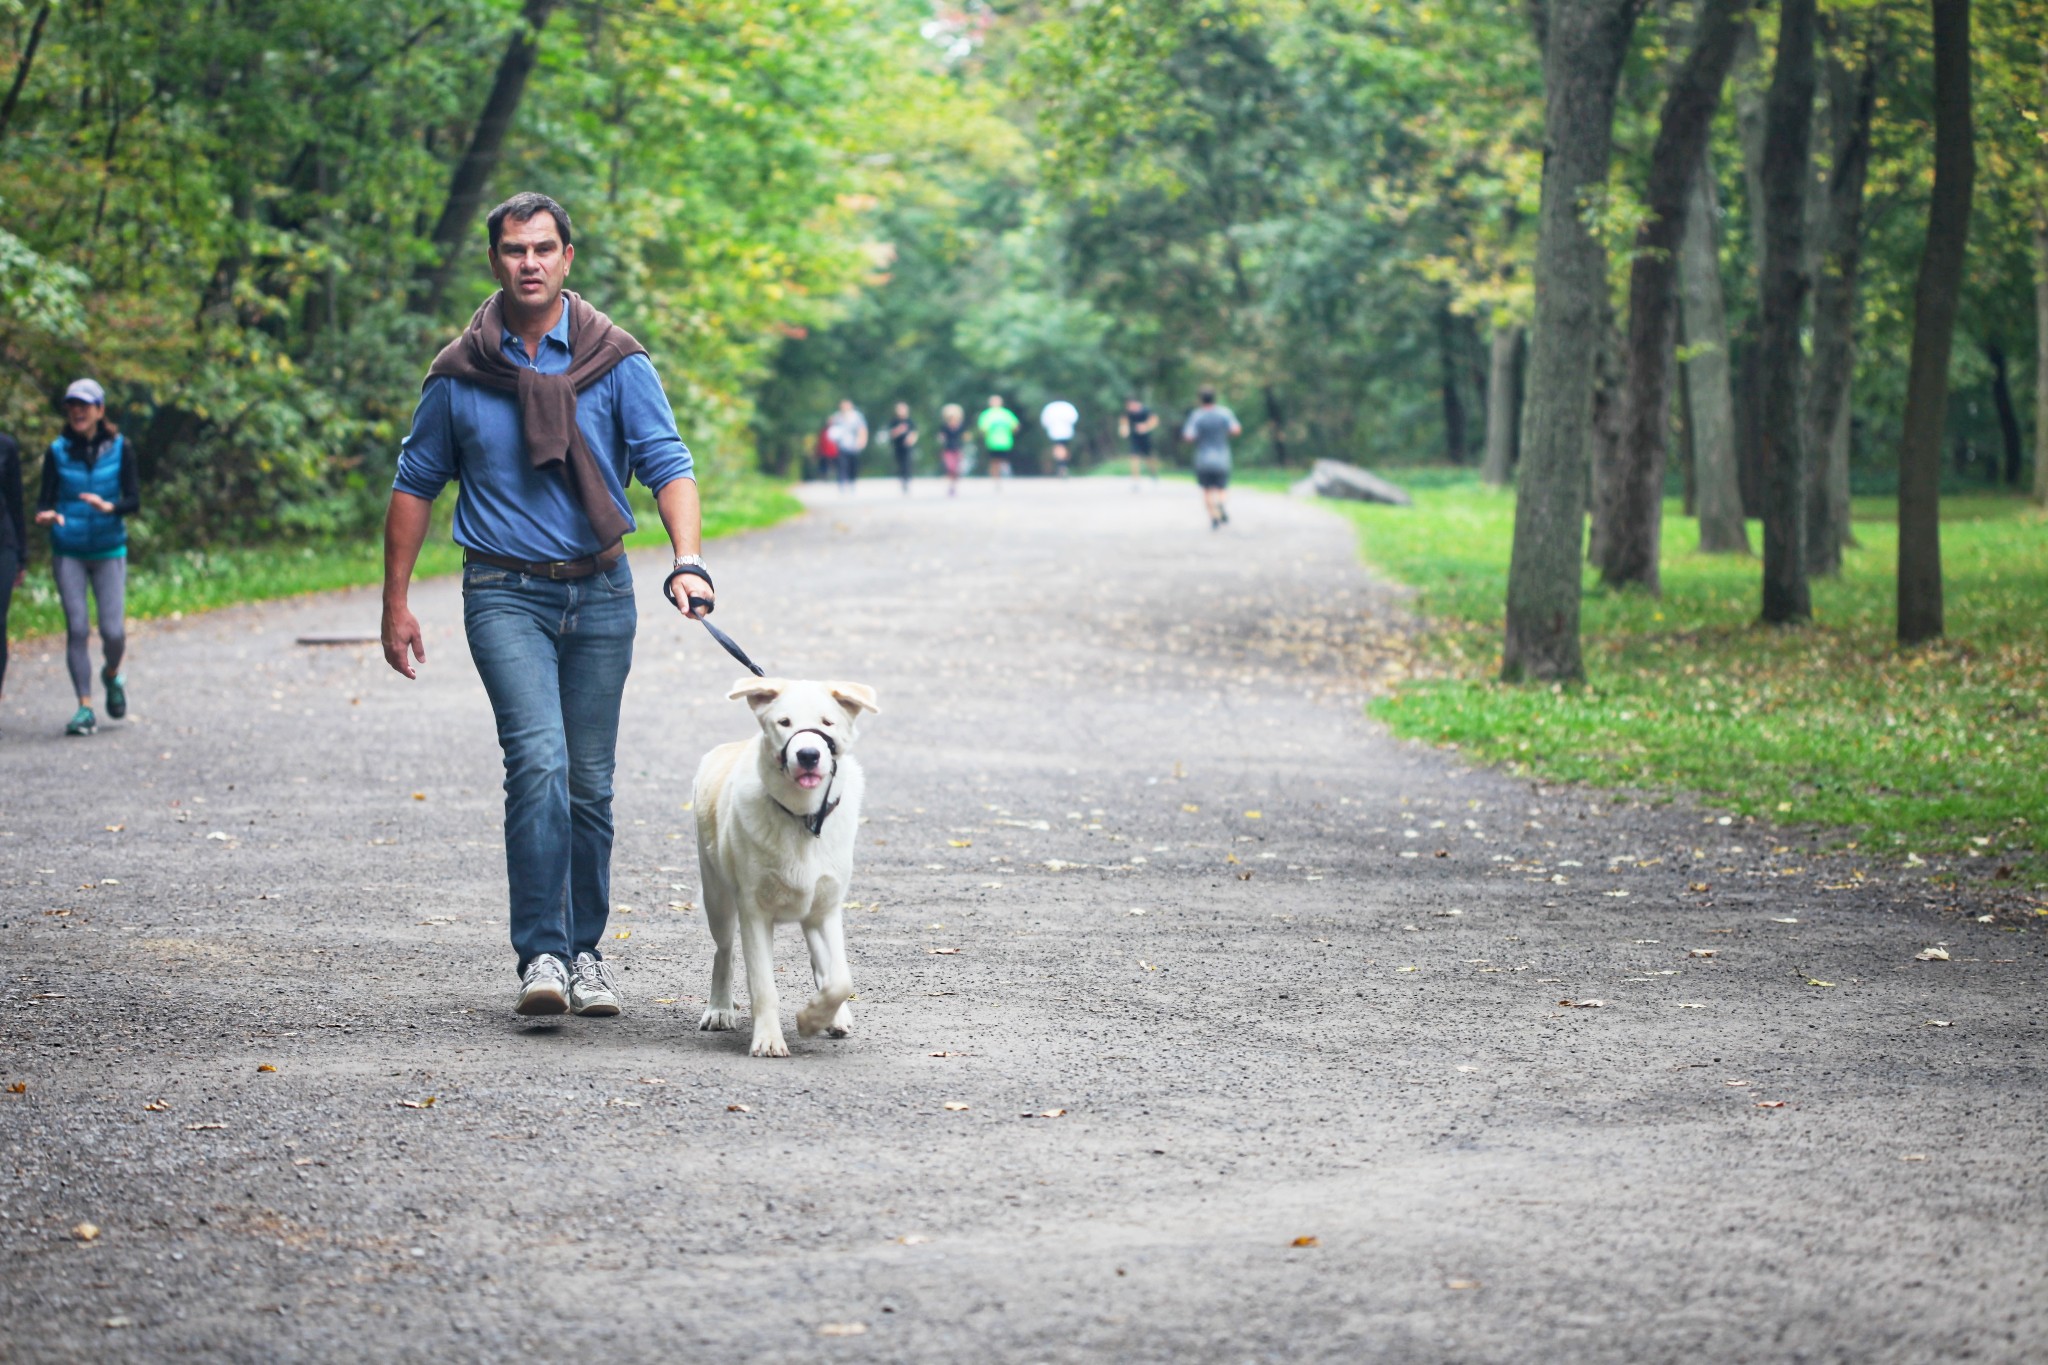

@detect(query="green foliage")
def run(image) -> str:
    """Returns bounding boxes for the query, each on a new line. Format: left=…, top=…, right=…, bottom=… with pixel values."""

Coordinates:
left=1347, top=478, right=2048, bottom=878
left=0, top=0, right=938, bottom=550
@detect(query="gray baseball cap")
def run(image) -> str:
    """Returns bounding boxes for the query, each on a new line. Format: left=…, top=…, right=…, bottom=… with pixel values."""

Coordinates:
left=63, top=378, right=105, bottom=406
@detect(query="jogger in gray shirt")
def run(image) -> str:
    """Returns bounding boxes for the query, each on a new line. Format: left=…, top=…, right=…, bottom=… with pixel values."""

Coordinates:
left=1181, top=386, right=1241, bottom=530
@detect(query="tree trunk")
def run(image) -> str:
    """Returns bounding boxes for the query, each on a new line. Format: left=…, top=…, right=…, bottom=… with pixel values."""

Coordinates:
left=1802, top=23, right=1879, bottom=577
left=1599, top=0, right=1751, bottom=592
left=2036, top=224, right=2048, bottom=507
left=1985, top=339, right=2023, bottom=485
left=1503, top=0, right=1645, bottom=683
left=1732, top=24, right=1769, bottom=520
left=1439, top=304, right=1469, bottom=464
left=1262, top=385, right=1291, bottom=466
left=1897, top=0, right=1975, bottom=645
left=1482, top=325, right=1525, bottom=486
left=1757, top=0, right=1818, bottom=625
left=413, top=0, right=560, bottom=315
left=1680, top=152, right=1748, bottom=552
left=0, top=2, right=49, bottom=145
left=1586, top=301, right=1625, bottom=566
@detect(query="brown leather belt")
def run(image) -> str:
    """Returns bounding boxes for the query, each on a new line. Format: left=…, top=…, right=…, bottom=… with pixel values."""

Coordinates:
left=464, top=541, right=624, bottom=580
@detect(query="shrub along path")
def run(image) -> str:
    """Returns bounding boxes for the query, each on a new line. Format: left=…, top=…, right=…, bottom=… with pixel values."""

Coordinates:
left=1, top=479, right=2041, bottom=1359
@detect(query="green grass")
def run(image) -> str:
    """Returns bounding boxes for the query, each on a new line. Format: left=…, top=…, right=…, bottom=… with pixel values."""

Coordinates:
left=1340, top=476, right=2048, bottom=881
left=7, top=474, right=804, bottom=642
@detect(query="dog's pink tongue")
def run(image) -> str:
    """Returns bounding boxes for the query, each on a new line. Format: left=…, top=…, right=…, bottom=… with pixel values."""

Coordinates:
left=795, top=772, right=823, bottom=789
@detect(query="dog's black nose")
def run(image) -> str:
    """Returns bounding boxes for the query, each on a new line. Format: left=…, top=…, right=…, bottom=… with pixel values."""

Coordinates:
left=795, top=746, right=821, bottom=768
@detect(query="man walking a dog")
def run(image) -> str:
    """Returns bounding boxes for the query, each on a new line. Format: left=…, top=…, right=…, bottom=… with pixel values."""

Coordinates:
left=381, top=191, right=713, bottom=1017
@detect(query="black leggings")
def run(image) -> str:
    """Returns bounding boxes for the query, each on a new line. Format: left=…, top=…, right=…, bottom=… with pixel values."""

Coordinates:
left=0, top=547, right=16, bottom=695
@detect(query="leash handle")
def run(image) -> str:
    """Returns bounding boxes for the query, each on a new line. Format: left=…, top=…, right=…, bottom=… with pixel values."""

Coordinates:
left=662, top=569, right=767, bottom=677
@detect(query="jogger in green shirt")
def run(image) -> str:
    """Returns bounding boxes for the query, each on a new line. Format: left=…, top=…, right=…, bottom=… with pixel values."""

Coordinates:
left=976, top=395, right=1020, bottom=489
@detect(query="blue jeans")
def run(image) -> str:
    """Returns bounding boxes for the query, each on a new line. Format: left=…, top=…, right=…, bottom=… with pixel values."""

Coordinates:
left=462, top=558, right=637, bottom=972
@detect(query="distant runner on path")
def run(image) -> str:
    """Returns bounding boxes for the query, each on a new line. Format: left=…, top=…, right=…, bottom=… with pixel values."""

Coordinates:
left=887, top=401, right=918, bottom=494
left=0, top=425, right=23, bottom=722
left=1181, top=385, right=1241, bottom=530
left=1039, top=398, right=1078, bottom=478
left=937, top=403, right=967, bottom=497
left=36, top=378, right=139, bottom=737
left=977, top=394, right=1020, bottom=488
left=381, top=191, right=712, bottom=1019
left=1120, top=396, right=1161, bottom=486
left=828, top=399, right=868, bottom=493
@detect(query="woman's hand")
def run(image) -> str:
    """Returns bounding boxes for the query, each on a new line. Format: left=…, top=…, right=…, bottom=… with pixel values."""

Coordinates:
left=34, top=509, right=61, bottom=526
left=80, top=493, right=114, bottom=513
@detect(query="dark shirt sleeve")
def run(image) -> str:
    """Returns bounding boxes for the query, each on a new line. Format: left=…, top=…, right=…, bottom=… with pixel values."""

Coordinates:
left=37, top=444, right=59, bottom=513
left=112, top=440, right=141, bottom=517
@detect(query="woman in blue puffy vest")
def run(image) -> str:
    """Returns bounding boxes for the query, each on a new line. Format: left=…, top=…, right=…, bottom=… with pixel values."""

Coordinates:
left=34, top=378, right=139, bottom=736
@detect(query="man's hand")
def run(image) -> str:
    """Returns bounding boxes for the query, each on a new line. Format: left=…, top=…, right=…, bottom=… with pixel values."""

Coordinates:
left=382, top=599, right=426, bottom=679
left=667, top=570, right=716, bottom=619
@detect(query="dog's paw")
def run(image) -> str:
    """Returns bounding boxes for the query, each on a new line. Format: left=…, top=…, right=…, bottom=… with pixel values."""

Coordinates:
left=698, top=1007, right=740, bottom=1032
left=748, top=1030, right=790, bottom=1059
left=798, top=997, right=853, bottom=1039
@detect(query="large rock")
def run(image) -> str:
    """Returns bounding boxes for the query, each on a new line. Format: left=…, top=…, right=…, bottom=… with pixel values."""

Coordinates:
left=1294, top=458, right=1413, bottom=506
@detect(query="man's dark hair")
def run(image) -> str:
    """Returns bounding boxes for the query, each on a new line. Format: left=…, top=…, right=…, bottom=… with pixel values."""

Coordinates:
left=487, top=192, right=573, bottom=253
left=1198, top=385, right=1217, bottom=404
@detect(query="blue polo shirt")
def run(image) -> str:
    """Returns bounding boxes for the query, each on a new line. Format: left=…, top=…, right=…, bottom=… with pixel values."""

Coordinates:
left=393, top=303, right=693, bottom=562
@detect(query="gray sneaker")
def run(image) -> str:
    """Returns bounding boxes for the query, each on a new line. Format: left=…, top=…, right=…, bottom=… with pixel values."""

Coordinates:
left=569, top=952, right=621, bottom=1017
left=515, top=954, right=570, bottom=1016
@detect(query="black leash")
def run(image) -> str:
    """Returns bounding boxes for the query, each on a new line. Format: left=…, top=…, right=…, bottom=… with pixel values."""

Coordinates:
left=664, top=565, right=837, bottom=837
left=663, top=567, right=766, bottom=678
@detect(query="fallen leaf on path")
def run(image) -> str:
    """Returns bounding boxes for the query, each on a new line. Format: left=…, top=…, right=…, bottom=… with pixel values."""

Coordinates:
left=927, top=947, right=962, bottom=955
left=1900, top=1154, right=1928, bottom=1162
left=184, top=1122, right=226, bottom=1130
left=142, top=1101, right=168, bottom=1111
left=104, top=1316, right=131, bottom=1329
left=1558, top=999, right=1606, bottom=1008
left=897, top=1234, right=930, bottom=1245
left=1726, top=1080, right=1749, bottom=1087
left=817, top=1323, right=867, bottom=1337
left=1771, top=917, right=1799, bottom=924
left=412, top=792, right=425, bottom=801
left=256, top=1065, right=276, bottom=1073
left=1290, top=1236, right=1319, bottom=1248
left=1396, top=966, right=1419, bottom=973
left=1244, top=811, right=1262, bottom=820
left=398, top=1097, right=437, bottom=1109
left=5, top=1082, right=24, bottom=1094
left=1926, top=1020, right=1953, bottom=1028
left=638, top=1077, right=668, bottom=1086
left=1755, top=1100, right=1788, bottom=1109
left=103, top=824, right=124, bottom=833
left=1445, top=1279, right=1481, bottom=1290
left=727, top=1104, right=750, bottom=1113
left=1806, top=979, right=1835, bottom=988
left=1688, top=882, right=1711, bottom=893
left=943, top=1102, right=971, bottom=1112
left=1914, top=947, right=1950, bottom=962
left=72, top=1222, right=100, bottom=1242
left=1182, top=804, right=1200, bottom=813
left=1027, top=1109, right=1067, bottom=1119
left=928, top=1051, right=967, bottom=1058
left=612, top=930, right=630, bottom=940
left=1688, top=949, right=1717, bottom=959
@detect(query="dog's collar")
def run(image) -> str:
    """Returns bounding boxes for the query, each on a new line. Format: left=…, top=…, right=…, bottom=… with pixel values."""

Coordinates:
left=774, top=728, right=842, bottom=838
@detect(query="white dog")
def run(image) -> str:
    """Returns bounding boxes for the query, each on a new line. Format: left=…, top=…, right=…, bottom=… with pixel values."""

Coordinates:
left=693, top=678, right=880, bottom=1057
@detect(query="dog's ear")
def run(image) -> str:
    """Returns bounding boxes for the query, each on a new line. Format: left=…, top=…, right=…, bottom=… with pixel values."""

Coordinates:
left=727, top=678, right=787, bottom=711
left=828, top=682, right=880, bottom=717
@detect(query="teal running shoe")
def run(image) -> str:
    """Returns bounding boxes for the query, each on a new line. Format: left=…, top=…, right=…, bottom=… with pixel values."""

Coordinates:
left=103, top=668, right=127, bottom=720
left=65, top=706, right=97, bottom=737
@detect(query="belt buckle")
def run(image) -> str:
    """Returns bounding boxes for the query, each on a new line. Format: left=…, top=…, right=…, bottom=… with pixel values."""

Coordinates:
left=546, top=560, right=569, bottom=580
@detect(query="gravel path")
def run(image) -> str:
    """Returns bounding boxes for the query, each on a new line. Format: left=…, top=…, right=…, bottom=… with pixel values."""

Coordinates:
left=3, top=477, right=2042, bottom=1362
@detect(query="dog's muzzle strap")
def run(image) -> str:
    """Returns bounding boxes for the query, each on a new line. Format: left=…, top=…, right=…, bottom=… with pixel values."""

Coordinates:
left=777, top=729, right=841, bottom=837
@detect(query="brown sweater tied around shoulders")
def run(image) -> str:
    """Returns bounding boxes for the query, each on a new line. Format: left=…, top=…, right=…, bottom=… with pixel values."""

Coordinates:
left=424, top=290, right=646, bottom=552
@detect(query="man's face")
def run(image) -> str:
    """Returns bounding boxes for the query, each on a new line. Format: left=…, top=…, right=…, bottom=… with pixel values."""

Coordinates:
left=489, top=214, right=573, bottom=314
